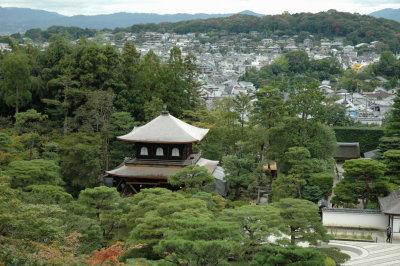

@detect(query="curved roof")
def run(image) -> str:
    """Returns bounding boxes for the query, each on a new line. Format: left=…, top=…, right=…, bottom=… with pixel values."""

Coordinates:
left=117, top=113, right=209, bottom=143
left=106, top=157, right=219, bottom=178
left=379, top=189, right=400, bottom=215
left=106, top=165, right=181, bottom=179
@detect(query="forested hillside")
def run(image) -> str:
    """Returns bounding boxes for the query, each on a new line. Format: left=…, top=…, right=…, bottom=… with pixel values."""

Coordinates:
left=5, top=9, right=400, bottom=52
left=114, top=10, right=400, bottom=51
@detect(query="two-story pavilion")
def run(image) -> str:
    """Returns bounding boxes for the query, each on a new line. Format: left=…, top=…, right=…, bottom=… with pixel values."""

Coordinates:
left=105, top=111, right=226, bottom=196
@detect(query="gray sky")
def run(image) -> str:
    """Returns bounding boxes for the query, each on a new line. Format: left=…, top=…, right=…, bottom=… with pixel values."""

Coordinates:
left=1, top=0, right=400, bottom=16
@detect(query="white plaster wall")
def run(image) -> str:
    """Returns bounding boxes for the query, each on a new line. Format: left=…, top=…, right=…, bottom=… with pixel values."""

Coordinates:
left=323, top=211, right=388, bottom=230
left=393, top=218, right=400, bottom=239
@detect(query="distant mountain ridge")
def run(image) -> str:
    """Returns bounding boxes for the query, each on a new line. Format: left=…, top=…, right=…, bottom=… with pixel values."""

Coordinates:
left=369, top=8, right=400, bottom=22
left=0, top=7, right=264, bottom=34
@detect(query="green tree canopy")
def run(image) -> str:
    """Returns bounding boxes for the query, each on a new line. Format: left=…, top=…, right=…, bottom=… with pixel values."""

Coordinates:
left=154, top=218, right=241, bottom=266
left=59, top=133, right=102, bottom=195
left=333, top=159, right=389, bottom=208
left=74, top=186, right=126, bottom=241
left=5, top=159, right=62, bottom=189
left=219, top=205, right=284, bottom=247
left=271, top=198, right=329, bottom=245
left=168, top=165, right=215, bottom=192
left=0, top=52, right=32, bottom=114
left=250, top=245, right=327, bottom=266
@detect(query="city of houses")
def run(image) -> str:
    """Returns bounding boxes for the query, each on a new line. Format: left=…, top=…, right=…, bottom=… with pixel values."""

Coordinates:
left=1, top=30, right=398, bottom=125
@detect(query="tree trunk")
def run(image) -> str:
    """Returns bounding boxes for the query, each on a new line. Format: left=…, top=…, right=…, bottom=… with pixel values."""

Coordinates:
left=291, top=232, right=296, bottom=245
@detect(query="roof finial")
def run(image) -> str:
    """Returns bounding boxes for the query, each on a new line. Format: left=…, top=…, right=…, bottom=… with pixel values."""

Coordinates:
left=161, top=104, right=169, bottom=115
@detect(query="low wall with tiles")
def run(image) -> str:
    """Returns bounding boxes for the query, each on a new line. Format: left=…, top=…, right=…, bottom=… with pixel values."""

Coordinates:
left=322, top=208, right=388, bottom=230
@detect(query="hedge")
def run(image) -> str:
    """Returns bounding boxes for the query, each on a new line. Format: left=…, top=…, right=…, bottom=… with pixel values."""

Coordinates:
left=333, top=126, right=384, bottom=153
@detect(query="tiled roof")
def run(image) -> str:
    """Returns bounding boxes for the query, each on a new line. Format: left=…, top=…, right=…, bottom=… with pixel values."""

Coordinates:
left=379, top=189, right=400, bottom=215
left=117, top=113, right=209, bottom=143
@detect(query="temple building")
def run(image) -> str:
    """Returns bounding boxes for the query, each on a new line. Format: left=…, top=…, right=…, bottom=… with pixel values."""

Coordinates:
left=104, top=111, right=227, bottom=196
left=379, top=189, right=400, bottom=243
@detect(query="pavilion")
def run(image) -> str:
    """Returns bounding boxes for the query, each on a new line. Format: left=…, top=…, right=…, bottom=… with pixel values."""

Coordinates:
left=104, top=111, right=227, bottom=196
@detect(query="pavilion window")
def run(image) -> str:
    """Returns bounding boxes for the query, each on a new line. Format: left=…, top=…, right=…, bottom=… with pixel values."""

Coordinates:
left=171, top=147, right=180, bottom=157
left=156, top=147, right=164, bottom=156
left=140, top=147, right=149, bottom=156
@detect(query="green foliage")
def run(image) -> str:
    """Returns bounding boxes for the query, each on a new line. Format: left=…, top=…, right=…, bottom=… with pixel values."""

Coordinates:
left=378, top=136, right=400, bottom=155
left=309, top=173, right=334, bottom=198
left=252, top=86, right=286, bottom=129
left=168, top=165, right=215, bottom=192
left=59, top=133, right=102, bottom=194
left=383, top=149, right=400, bottom=187
left=5, top=159, right=62, bottom=189
left=302, top=185, right=323, bottom=203
left=269, top=119, right=337, bottom=161
left=74, top=186, right=125, bottom=241
left=222, top=154, right=256, bottom=199
left=374, top=51, right=399, bottom=77
left=286, top=51, right=310, bottom=74
left=14, top=109, right=48, bottom=160
left=289, top=82, right=325, bottom=121
left=14, top=108, right=47, bottom=127
left=0, top=132, right=18, bottom=169
left=108, top=111, right=137, bottom=168
left=0, top=132, right=12, bottom=152
left=219, top=205, right=284, bottom=247
left=125, top=258, right=158, bottom=265
left=22, top=184, right=73, bottom=204
left=250, top=245, right=327, bottom=266
left=25, top=26, right=96, bottom=41
left=284, top=146, right=311, bottom=175
left=310, top=57, right=343, bottom=79
left=318, top=247, right=351, bottom=265
left=183, top=99, right=245, bottom=161
left=334, top=126, right=384, bottom=153
left=62, top=214, right=103, bottom=254
left=3, top=203, right=65, bottom=242
left=318, top=104, right=354, bottom=126
left=124, top=188, right=212, bottom=257
left=343, top=158, right=386, bottom=182
left=0, top=237, right=42, bottom=266
left=271, top=198, right=329, bottom=245
left=115, top=47, right=201, bottom=121
left=272, top=174, right=300, bottom=201
left=154, top=218, right=241, bottom=266
left=0, top=182, right=66, bottom=243
left=331, top=178, right=360, bottom=207
left=333, top=159, right=389, bottom=208
left=0, top=52, right=32, bottom=113
left=121, top=11, right=400, bottom=51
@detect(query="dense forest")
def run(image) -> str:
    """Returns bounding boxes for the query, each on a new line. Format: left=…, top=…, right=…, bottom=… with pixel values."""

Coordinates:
left=1, top=27, right=400, bottom=264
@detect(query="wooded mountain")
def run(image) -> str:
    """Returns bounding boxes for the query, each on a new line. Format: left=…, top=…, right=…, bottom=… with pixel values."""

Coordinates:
left=369, top=8, right=400, bottom=22
left=116, top=10, right=400, bottom=51
left=0, top=7, right=263, bottom=34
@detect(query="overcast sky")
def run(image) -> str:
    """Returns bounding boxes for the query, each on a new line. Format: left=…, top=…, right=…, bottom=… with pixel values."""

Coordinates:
left=1, top=0, right=400, bottom=16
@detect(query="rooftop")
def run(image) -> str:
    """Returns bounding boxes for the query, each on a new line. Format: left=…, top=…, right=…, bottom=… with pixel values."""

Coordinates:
left=117, top=112, right=209, bottom=143
left=379, top=189, right=400, bottom=215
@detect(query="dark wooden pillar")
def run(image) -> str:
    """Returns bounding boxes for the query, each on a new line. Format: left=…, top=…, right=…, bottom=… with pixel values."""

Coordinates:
left=391, top=215, right=394, bottom=243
